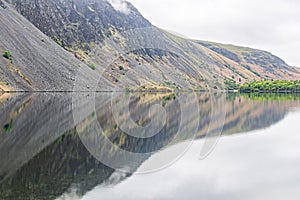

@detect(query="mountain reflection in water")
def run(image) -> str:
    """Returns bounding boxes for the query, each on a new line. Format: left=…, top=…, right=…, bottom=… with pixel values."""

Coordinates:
left=0, top=92, right=299, bottom=200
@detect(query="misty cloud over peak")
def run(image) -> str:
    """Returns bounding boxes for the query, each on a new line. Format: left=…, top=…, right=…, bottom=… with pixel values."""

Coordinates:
left=108, top=0, right=131, bottom=14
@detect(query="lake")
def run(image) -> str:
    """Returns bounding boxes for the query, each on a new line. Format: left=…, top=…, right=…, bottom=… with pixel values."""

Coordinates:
left=0, top=92, right=300, bottom=200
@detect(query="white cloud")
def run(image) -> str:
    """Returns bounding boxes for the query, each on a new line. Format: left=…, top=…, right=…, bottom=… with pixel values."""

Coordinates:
left=127, top=0, right=300, bottom=66
left=108, top=0, right=131, bottom=14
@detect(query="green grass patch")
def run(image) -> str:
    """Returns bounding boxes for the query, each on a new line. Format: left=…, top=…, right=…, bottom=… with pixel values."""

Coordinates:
left=4, top=122, right=12, bottom=133
left=3, top=50, right=12, bottom=63
left=87, top=62, right=96, bottom=70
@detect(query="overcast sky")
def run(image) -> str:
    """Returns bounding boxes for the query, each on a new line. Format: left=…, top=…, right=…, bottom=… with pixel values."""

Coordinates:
left=127, top=0, right=300, bottom=67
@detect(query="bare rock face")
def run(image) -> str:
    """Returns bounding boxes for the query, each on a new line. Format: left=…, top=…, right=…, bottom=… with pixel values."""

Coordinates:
left=11, top=0, right=151, bottom=50
left=0, top=0, right=7, bottom=9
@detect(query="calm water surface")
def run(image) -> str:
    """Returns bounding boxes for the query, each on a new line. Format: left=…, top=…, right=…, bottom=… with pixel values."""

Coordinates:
left=0, top=92, right=299, bottom=200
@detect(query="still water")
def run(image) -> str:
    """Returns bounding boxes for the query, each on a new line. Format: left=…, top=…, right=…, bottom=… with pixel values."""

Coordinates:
left=0, top=92, right=300, bottom=199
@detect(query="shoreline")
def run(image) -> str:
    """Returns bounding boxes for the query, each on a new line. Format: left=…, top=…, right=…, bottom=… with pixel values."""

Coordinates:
left=239, top=90, right=300, bottom=94
left=1, top=88, right=300, bottom=94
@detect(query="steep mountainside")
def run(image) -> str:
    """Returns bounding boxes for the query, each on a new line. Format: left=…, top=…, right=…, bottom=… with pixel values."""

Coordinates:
left=11, top=0, right=151, bottom=50
left=0, top=1, right=96, bottom=91
left=0, top=0, right=299, bottom=91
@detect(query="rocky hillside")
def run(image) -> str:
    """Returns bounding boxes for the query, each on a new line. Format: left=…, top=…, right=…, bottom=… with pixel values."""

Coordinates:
left=0, top=0, right=299, bottom=91
left=11, top=0, right=151, bottom=50
left=197, top=41, right=300, bottom=81
left=0, top=0, right=96, bottom=91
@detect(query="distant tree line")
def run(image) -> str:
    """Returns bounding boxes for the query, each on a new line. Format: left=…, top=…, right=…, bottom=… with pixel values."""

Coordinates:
left=239, top=80, right=300, bottom=93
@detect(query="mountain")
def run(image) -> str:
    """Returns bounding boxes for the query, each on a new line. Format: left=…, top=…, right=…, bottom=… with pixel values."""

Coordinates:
left=196, top=41, right=300, bottom=81
left=11, top=0, right=151, bottom=50
left=0, top=0, right=299, bottom=91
